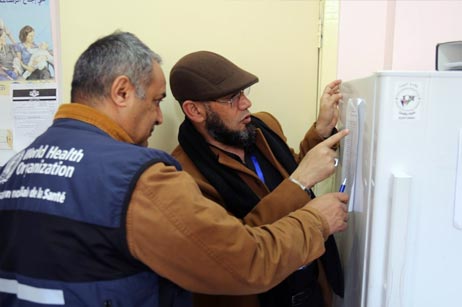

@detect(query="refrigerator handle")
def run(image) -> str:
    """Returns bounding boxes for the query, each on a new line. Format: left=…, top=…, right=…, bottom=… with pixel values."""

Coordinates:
left=384, top=172, right=412, bottom=307
left=454, top=128, right=462, bottom=230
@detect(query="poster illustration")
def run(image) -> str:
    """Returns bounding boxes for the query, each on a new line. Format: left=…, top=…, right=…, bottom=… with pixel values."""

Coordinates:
left=0, top=0, right=55, bottom=82
left=0, top=0, right=59, bottom=163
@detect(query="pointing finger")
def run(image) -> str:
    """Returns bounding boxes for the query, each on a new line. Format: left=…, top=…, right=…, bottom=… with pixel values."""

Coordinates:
left=322, top=129, right=349, bottom=147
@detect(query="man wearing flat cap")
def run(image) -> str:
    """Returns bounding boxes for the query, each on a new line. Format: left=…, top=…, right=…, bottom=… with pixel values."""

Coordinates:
left=170, top=51, right=345, bottom=307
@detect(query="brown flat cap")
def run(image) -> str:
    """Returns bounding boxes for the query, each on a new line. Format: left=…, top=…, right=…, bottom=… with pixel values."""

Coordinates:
left=170, top=51, right=259, bottom=103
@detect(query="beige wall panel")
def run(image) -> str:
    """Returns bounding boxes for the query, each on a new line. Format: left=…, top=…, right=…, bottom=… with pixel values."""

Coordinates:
left=60, top=0, right=320, bottom=152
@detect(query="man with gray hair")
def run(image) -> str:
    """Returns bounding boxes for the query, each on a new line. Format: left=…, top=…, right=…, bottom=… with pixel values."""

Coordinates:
left=0, top=31, right=348, bottom=306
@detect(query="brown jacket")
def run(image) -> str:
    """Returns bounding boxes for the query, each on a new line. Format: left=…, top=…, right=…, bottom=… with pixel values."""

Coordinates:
left=56, top=104, right=330, bottom=298
left=171, top=112, right=329, bottom=306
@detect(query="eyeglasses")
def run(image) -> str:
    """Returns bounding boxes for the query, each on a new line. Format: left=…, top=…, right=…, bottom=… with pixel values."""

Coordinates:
left=213, top=87, right=251, bottom=106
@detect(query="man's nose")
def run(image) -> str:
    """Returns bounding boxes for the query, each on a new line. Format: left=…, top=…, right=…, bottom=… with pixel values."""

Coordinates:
left=237, top=94, right=252, bottom=110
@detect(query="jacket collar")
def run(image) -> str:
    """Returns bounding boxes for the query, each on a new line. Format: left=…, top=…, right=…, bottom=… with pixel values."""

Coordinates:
left=54, top=103, right=134, bottom=144
left=210, top=128, right=290, bottom=178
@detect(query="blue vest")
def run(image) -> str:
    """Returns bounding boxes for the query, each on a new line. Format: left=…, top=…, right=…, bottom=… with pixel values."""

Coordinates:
left=0, top=119, right=191, bottom=307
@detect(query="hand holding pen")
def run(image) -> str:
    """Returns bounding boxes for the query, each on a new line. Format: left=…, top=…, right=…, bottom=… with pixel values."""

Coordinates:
left=339, top=178, right=353, bottom=212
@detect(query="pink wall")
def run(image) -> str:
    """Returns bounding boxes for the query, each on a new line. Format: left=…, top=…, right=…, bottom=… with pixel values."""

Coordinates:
left=392, top=1, right=461, bottom=70
left=337, top=0, right=462, bottom=81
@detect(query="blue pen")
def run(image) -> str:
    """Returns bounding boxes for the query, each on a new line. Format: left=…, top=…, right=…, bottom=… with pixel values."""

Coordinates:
left=339, top=178, right=347, bottom=193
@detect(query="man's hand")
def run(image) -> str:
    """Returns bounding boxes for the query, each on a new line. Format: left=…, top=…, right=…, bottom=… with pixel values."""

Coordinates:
left=316, top=79, right=342, bottom=138
left=290, top=129, right=349, bottom=189
left=307, top=192, right=349, bottom=234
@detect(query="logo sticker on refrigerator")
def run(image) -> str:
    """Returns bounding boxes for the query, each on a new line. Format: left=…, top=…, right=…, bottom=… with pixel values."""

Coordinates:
left=393, top=81, right=423, bottom=120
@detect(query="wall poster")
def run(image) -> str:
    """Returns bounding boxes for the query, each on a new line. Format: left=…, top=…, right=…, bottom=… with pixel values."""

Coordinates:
left=0, top=0, right=60, bottom=165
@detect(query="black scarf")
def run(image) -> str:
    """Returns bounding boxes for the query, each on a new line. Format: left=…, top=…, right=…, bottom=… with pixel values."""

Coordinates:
left=178, top=116, right=299, bottom=218
left=178, top=115, right=344, bottom=297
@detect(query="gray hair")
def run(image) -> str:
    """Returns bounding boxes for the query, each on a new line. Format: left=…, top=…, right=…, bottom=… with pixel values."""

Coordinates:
left=71, top=31, right=161, bottom=102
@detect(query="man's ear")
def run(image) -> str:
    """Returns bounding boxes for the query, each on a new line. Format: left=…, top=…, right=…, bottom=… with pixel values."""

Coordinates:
left=182, top=100, right=207, bottom=123
left=111, top=75, right=133, bottom=106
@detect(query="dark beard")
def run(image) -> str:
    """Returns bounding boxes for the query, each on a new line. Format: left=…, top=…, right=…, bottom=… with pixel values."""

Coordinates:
left=205, top=108, right=256, bottom=148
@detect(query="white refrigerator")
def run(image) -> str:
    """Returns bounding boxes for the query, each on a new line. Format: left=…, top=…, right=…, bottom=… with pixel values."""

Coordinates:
left=334, top=71, right=462, bottom=307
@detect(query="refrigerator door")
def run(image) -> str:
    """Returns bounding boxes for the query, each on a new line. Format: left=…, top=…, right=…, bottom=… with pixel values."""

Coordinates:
left=336, top=71, right=462, bottom=307
left=335, top=74, right=376, bottom=307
